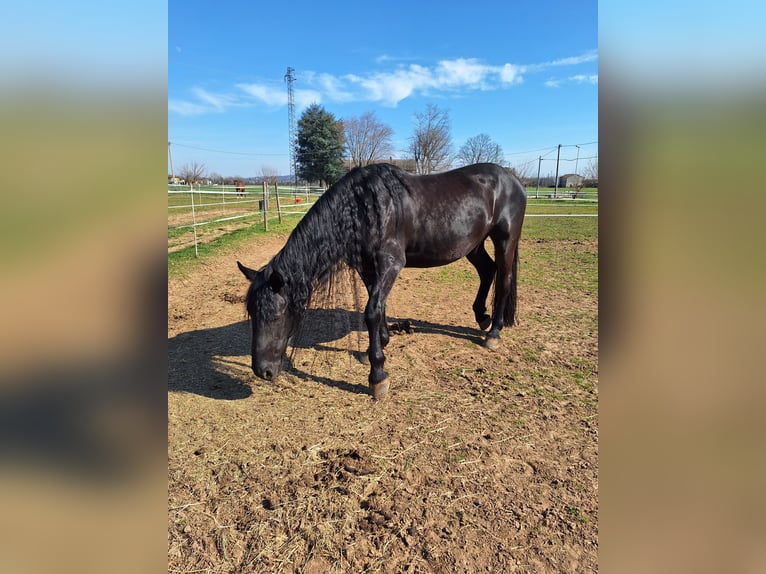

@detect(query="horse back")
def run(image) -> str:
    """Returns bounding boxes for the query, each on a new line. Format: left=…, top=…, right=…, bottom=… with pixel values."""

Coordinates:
left=391, top=164, right=525, bottom=267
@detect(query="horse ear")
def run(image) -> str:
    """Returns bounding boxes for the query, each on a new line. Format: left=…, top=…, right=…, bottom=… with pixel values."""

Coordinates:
left=267, top=270, right=284, bottom=292
left=237, top=261, right=258, bottom=281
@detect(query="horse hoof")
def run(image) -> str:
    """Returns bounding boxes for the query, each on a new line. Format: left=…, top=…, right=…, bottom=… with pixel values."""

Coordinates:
left=370, top=378, right=390, bottom=400
left=484, top=336, right=501, bottom=351
left=478, top=316, right=492, bottom=331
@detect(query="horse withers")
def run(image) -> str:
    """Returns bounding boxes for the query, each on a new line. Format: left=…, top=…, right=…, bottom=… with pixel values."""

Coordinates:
left=237, top=162, right=526, bottom=399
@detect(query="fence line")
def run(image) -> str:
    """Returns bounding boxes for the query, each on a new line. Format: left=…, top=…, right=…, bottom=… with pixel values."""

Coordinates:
left=172, top=206, right=316, bottom=230
left=527, top=198, right=599, bottom=203
left=524, top=214, right=598, bottom=217
left=171, top=208, right=597, bottom=230
left=168, top=185, right=596, bottom=255
left=168, top=198, right=260, bottom=209
left=168, top=187, right=323, bottom=212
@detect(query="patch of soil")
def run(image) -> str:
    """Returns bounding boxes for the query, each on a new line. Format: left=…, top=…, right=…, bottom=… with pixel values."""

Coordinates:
left=169, top=233, right=598, bottom=573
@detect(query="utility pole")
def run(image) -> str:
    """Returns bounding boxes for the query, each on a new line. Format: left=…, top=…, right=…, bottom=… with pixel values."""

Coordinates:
left=535, top=155, right=542, bottom=199
left=553, top=144, right=561, bottom=199
left=168, top=141, right=175, bottom=181
left=575, top=144, right=581, bottom=175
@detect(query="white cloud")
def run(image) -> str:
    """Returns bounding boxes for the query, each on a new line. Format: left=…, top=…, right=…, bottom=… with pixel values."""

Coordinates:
left=435, top=58, right=488, bottom=87
left=192, top=88, right=237, bottom=111
left=499, top=63, right=523, bottom=84
left=544, top=74, right=598, bottom=88
left=294, top=89, right=322, bottom=108
left=304, top=72, right=354, bottom=102
left=345, top=59, right=526, bottom=106
left=569, top=74, right=599, bottom=84
left=547, top=50, right=599, bottom=67
left=528, top=49, right=599, bottom=72
left=170, top=50, right=596, bottom=115
left=168, top=99, right=211, bottom=116
left=168, top=87, right=243, bottom=116
left=348, top=65, right=432, bottom=106
left=235, top=83, right=322, bottom=109
left=236, top=83, right=286, bottom=106
left=375, top=53, right=420, bottom=64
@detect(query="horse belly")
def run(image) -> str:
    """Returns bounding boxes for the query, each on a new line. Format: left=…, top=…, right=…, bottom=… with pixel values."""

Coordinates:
left=404, top=232, right=479, bottom=268
left=405, top=252, right=465, bottom=268
left=403, top=197, right=492, bottom=268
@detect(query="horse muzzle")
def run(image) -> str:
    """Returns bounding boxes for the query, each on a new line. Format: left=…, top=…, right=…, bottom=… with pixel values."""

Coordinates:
left=252, top=359, right=281, bottom=381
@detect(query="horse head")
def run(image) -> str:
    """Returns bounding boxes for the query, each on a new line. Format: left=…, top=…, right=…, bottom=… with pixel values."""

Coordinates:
left=237, top=261, right=300, bottom=381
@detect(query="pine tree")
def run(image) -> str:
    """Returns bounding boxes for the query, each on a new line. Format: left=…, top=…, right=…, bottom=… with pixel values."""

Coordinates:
left=296, top=104, right=346, bottom=186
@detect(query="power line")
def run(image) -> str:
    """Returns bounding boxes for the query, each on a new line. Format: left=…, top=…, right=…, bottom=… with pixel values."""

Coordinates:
left=170, top=140, right=597, bottom=162
left=540, top=147, right=559, bottom=159
left=170, top=142, right=288, bottom=156
left=170, top=141, right=355, bottom=160
left=505, top=145, right=558, bottom=157
left=557, top=154, right=598, bottom=162
left=504, top=140, right=597, bottom=158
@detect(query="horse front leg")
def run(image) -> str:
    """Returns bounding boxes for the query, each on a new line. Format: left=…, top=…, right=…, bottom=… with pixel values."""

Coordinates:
left=363, top=254, right=404, bottom=399
left=365, top=294, right=389, bottom=398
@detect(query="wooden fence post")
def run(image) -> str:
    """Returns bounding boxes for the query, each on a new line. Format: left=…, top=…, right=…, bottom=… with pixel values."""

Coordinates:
left=262, top=181, right=268, bottom=231
left=275, top=182, right=282, bottom=224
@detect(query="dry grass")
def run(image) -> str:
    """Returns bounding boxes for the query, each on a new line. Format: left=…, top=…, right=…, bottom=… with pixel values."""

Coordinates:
left=169, top=228, right=598, bottom=573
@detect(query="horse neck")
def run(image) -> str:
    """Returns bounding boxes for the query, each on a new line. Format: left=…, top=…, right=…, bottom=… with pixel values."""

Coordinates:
left=274, top=208, right=348, bottom=307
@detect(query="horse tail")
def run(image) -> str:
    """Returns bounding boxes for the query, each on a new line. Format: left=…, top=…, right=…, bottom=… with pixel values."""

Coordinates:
left=504, top=243, right=519, bottom=327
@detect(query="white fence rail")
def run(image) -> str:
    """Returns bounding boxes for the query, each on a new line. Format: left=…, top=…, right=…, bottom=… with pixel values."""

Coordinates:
left=168, top=184, right=325, bottom=255
left=168, top=184, right=597, bottom=256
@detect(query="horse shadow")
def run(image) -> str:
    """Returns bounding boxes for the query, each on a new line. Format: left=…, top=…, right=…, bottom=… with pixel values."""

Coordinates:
left=168, top=308, right=485, bottom=400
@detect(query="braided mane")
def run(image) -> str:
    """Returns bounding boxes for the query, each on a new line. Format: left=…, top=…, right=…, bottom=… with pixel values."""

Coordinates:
left=245, top=163, right=410, bottom=317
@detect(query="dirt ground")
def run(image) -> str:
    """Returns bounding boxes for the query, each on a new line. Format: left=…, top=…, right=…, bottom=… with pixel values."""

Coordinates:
left=168, top=231, right=598, bottom=573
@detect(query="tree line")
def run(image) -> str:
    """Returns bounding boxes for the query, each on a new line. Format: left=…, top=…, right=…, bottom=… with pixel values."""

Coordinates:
left=294, top=102, right=514, bottom=187
left=174, top=103, right=597, bottom=188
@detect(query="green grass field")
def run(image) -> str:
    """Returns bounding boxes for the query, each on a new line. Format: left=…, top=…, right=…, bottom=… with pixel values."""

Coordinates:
left=168, top=187, right=597, bottom=278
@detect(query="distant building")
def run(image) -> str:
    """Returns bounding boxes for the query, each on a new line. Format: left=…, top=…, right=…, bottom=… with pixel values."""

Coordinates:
left=558, top=174, right=584, bottom=188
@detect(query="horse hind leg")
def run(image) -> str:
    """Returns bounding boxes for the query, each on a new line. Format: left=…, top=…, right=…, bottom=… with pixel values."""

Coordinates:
left=380, top=302, right=390, bottom=348
left=504, top=243, right=520, bottom=328
left=485, top=234, right=520, bottom=351
left=466, top=242, right=496, bottom=330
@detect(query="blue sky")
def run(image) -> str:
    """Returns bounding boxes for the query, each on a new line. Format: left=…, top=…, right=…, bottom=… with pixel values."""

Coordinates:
left=169, top=0, right=598, bottom=178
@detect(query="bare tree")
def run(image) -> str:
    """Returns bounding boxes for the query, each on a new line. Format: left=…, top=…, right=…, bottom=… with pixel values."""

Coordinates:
left=407, top=104, right=453, bottom=174
left=208, top=172, right=223, bottom=185
left=344, top=111, right=394, bottom=168
left=261, top=165, right=279, bottom=186
left=585, top=159, right=598, bottom=180
left=179, top=161, right=206, bottom=188
left=508, top=159, right=537, bottom=185
left=455, top=133, right=505, bottom=166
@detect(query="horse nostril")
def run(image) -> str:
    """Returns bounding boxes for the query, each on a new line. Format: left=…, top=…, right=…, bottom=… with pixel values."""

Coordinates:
left=263, top=368, right=273, bottom=380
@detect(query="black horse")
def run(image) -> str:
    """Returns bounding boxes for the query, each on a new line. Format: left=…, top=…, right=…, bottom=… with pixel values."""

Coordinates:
left=237, top=162, right=526, bottom=399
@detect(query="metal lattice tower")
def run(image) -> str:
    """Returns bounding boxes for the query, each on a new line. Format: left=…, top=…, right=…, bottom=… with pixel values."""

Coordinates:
left=284, top=67, right=297, bottom=188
